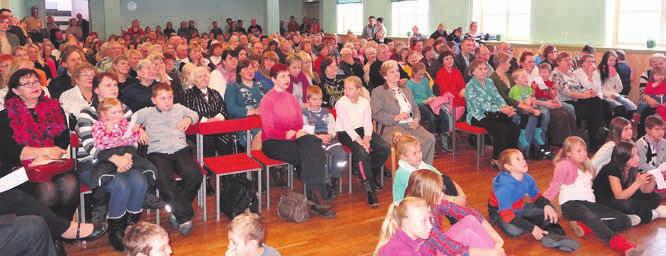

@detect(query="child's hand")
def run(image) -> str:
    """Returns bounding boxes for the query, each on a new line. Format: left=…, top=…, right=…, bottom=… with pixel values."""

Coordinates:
left=543, top=205, right=559, bottom=223
left=533, top=109, right=541, bottom=116
left=286, top=130, right=297, bottom=140
left=295, top=129, right=307, bottom=139
left=132, top=125, right=140, bottom=133
left=531, top=226, right=548, bottom=240
left=138, top=129, right=149, bottom=145
left=177, top=117, right=193, bottom=132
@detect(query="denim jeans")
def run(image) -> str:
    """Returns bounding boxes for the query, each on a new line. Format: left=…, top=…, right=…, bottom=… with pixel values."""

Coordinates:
left=104, top=169, right=148, bottom=218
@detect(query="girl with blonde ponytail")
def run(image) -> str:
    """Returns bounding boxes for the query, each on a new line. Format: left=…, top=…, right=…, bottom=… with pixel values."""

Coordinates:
left=374, top=197, right=431, bottom=256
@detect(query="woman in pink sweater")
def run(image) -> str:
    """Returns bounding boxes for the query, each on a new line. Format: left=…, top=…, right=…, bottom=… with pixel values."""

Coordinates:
left=259, top=64, right=334, bottom=218
left=544, top=136, right=641, bottom=255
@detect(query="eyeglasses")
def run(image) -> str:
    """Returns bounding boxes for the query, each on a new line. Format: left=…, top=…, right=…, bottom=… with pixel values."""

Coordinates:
left=19, top=80, right=41, bottom=88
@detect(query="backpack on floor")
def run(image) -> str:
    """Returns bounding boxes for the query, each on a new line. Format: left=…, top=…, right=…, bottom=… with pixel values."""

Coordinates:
left=220, top=175, right=258, bottom=219
left=277, top=190, right=310, bottom=223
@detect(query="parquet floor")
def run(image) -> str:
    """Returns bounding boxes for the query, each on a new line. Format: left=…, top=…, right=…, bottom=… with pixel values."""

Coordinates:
left=67, top=143, right=666, bottom=256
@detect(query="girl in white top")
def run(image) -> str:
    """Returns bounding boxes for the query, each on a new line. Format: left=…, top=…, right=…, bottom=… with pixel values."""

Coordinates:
left=592, top=117, right=633, bottom=173
left=544, top=137, right=641, bottom=255
left=335, top=76, right=390, bottom=207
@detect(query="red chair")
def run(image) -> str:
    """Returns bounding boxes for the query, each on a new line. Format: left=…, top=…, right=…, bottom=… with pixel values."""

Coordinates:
left=251, top=149, right=295, bottom=210
left=452, top=121, right=487, bottom=170
left=188, top=116, right=264, bottom=222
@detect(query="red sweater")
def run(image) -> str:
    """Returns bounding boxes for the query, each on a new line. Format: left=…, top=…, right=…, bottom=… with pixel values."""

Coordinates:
left=259, top=89, right=303, bottom=141
left=434, top=67, right=466, bottom=107
left=532, top=80, right=557, bottom=100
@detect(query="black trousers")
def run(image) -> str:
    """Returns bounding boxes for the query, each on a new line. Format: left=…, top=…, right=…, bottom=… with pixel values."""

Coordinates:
left=566, top=97, right=605, bottom=149
left=338, top=128, right=390, bottom=186
left=471, top=113, right=520, bottom=159
left=0, top=215, right=56, bottom=256
left=148, top=147, right=203, bottom=223
left=262, top=135, right=327, bottom=185
left=561, top=200, right=631, bottom=243
left=0, top=189, right=70, bottom=238
left=600, top=191, right=661, bottom=224
left=489, top=203, right=566, bottom=237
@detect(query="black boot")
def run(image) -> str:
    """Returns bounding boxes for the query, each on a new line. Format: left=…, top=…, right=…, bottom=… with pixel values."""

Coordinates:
left=364, top=181, right=379, bottom=208
left=308, top=185, right=336, bottom=219
left=107, top=216, right=127, bottom=251
left=90, top=188, right=109, bottom=229
left=126, top=211, right=143, bottom=226
left=326, top=178, right=339, bottom=200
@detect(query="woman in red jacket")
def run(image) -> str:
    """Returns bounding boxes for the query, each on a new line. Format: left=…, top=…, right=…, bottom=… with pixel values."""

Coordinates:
left=434, top=50, right=466, bottom=134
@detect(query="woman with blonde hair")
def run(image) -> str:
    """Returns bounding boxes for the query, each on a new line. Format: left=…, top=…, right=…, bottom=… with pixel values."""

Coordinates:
left=25, top=43, right=51, bottom=79
left=371, top=60, right=436, bottom=164
left=110, top=55, right=136, bottom=93
left=298, top=51, right=318, bottom=85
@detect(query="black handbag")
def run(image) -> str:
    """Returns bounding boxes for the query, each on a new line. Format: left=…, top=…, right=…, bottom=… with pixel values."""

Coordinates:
left=220, top=175, right=258, bottom=219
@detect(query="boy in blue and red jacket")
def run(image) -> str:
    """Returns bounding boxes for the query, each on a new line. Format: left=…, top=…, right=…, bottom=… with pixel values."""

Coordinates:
left=488, top=149, right=579, bottom=252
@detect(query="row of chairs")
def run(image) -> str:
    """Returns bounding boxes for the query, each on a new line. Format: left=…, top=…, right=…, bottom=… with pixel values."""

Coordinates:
left=74, top=106, right=485, bottom=226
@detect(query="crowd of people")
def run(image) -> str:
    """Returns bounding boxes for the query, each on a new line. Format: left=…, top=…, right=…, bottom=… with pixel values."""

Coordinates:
left=0, top=7, right=665, bottom=255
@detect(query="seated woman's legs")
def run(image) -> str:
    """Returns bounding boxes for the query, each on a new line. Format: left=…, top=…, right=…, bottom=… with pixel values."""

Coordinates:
left=31, top=173, right=80, bottom=220
left=418, top=104, right=438, bottom=133
left=472, top=115, right=520, bottom=160
left=263, top=136, right=334, bottom=217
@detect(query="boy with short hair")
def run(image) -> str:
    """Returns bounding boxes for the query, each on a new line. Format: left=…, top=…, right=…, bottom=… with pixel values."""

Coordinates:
left=634, top=115, right=665, bottom=201
left=302, top=86, right=348, bottom=200
left=489, top=149, right=579, bottom=252
left=135, top=83, right=202, bottom=236
left=226, top=211, right=280, bottom=256
left=637, top=115, right=666, bottom=171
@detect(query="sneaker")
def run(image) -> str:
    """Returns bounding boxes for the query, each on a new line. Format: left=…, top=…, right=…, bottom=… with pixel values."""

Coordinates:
left=310, top=205, right=336, bottom=219
left=540, top=233, right=579, bottom=252
left=655, top=205, right=666, bottom=219
left=628, top=214, right=642, bottom=226
left=367, top=191, right=379, bottom=208
left=178, top=220, right=193, bottom=235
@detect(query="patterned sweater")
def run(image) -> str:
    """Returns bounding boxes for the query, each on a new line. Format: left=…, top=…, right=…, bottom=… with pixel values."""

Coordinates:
left=92, top=118, right=138, bottom=151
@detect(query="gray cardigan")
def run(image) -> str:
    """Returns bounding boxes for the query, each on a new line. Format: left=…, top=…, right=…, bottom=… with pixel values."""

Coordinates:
left=370, top=85, right=421, bottom=127
left=636, top=136, right=666, bottom=171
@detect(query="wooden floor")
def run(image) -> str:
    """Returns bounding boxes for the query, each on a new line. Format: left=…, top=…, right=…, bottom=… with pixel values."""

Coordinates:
left=67, top=143, right=666, bottom=256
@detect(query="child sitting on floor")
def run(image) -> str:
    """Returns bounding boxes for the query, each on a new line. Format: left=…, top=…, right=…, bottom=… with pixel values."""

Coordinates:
left=226, top=210, right=280, bottom=256
left=302, top=85, right=348, bottom=200
left=374, top=197, right=434, bottom=256
left=636, top=115, right=666, bottom=199
left=545, top=136, right=642, bottom=255
left=488, top=149, right=579, bottom=252
left=509, top=68, right=545, bottom=152
left=393, top=134, right=466, bottom=205
left=593, top=141, right=666, bottom=225
left=404, top=169, right=506, bottom=256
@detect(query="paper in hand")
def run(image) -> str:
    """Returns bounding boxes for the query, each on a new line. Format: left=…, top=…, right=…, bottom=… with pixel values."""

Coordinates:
left=647, top=168, right=666, bottom=189
left=0, top=167, right=28, bottom=193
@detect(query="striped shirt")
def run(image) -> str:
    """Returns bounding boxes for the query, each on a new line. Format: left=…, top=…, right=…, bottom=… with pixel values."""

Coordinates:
left=76, top=103, right=133, bottom=163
